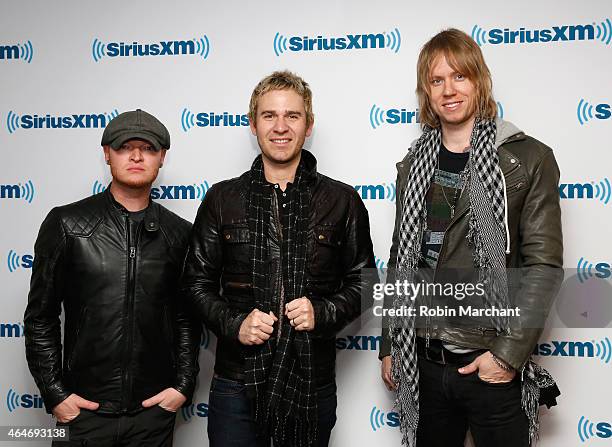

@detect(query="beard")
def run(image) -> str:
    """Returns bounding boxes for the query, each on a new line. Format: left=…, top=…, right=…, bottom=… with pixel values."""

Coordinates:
left=110, top=166, right=158, bottom=191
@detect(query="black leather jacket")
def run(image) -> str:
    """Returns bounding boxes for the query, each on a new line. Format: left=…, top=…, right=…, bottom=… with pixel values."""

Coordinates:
left=24, top=189, right=201, bottom=414
left=182, top=151, right=375, bottom=385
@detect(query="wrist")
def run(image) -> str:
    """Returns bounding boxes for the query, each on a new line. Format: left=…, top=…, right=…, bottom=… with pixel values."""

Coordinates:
left=490, top=352, right=514, bottom=372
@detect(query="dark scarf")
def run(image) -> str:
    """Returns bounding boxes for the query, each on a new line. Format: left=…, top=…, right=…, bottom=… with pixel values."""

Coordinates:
left=244, top=150, right=317, bottom=447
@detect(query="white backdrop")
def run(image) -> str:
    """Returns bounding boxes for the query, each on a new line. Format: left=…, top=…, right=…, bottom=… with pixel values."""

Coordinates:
left=1, top=1, right=611, bottom=445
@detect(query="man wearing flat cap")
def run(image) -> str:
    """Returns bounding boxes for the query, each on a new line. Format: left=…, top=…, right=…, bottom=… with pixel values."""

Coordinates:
left=24, top=109, right=200, bottom=446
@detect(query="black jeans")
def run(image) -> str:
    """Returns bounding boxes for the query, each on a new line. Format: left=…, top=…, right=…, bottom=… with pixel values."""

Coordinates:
left=416, top=348, right=529, bottom=447
left=207, top=376, right=337, bottom=447
left=51, top=406, right=176, bottom=447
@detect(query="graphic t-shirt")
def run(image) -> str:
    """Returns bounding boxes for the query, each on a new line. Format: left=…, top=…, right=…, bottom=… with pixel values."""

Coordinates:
left=420, top=145, right=476, bottom=354
left=421, top=144, right=469, bottom=269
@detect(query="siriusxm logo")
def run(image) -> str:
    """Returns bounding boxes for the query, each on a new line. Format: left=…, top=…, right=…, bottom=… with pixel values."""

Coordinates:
left=92, top=180, right=211, bottom=200
left=0, top=323, right=24, bottom=338
left=374, top=256, right=388, bottom=281
left=577, top=99, right=611, bottom=125
left=354, top=183, right=395, bottom=202
left=6, top=109, right=119, bottom=134
left=273, top=28, right=401, bottom=56
left=370, top=406, right=399, bottom=432
left=533, top=337, right=611, bottom=364
left=5, top=389, right=43, bottom=412
left=181, top=108, right=248, bottom=132
left=559, top=178, right=611, bottom=205
left=578, top=416, right=612, bottom=442
left=92, top=37, right=210, bottom=62
left=577, top=258, right=611, bottom=283
left=369, top=105, right=419, bottom=130
left=181, top=402, right=209, bottom=422
left=471, top=19, right=611, bottom=46
left=0, top=180, right=35, bottom=203
left=7, top=250, right=33, bottom=272
left=336, top=335, right=381, bottom=351
left=0, top=41, right=33, bottom=63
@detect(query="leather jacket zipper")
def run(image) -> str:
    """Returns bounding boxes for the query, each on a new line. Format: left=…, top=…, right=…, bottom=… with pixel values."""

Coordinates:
left=121, top=215, right=141, bottom=411
left=67, top=307, right=87, bottom=370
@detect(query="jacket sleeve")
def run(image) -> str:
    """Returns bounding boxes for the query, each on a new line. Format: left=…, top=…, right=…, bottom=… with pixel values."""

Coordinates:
left=379, top=170, right=402, bottom=360
left=24, top=208, right=71, bottom=413
left=490, top=148, right=564, bottom=370
left=311, top=190, right=377, bottom=338
left=172, top=299, right=201, bottom=404
left=172, top=224, right=202, bottom=404
left=181, top=186, right=248, bottom=341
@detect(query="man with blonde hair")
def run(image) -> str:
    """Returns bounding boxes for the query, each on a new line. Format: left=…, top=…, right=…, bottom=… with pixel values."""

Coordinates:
left=379, top=29, right=562, bottom=446
left=183, top=70, right=375, bottom=446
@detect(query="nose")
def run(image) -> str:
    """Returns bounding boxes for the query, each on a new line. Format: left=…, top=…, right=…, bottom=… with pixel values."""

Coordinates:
left=443, top=79, right=456, bottom=96
left=129, top=147, right=144, bottom=162
left=273, top=116, right=288, bottom=133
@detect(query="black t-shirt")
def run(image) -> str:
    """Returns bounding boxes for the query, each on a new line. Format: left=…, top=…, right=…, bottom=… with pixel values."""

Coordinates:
left=420, top=145, right=469, bottom=268
left=127, top=209, right=146, bottom=224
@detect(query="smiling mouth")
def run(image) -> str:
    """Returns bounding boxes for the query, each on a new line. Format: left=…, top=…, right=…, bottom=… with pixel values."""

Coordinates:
left=270, top=138, right=291, bottom=144
left=442, top=101, right=462, bottom=110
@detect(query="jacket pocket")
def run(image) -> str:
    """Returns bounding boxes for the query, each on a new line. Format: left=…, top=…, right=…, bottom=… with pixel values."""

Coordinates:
left=161, top=305, right=176, bottom=369
left=505, top=175, right=528, bottom=198
left=221, top=225, right=251, bottom=274
left=67, top=307, right=88, bottom=371
left=308, top=224, right=342, bottom=277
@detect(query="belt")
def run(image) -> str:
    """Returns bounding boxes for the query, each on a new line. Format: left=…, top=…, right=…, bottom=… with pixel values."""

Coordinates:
left=416, top=338, right=484, bottom=365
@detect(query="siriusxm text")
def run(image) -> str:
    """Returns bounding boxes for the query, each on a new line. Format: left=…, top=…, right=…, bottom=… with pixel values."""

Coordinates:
left=106, top=41, right=198, bottom=57
left=288, top=34, right=385, bottom=51
left=534, top=341, right=597, bottom=357
left=488, top=24, right=595, bottom=44
left=16, top=114, right=110, bottom=129
left=336, top=335, right=381, bottom=351
left=0, top=323, right=24, bottom=338
left=194, top=112, right=248, bottom=127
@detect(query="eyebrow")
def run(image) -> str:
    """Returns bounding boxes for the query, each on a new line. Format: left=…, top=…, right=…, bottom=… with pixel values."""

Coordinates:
left=260, top=110, right=303, bottom=116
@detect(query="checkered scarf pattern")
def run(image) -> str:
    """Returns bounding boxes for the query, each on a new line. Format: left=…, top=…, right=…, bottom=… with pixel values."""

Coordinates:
left=244, top=151, right=317, bottom=447
left=391, top=118, right=509, bottom=446
left=466, top=119, right=510, bottom=332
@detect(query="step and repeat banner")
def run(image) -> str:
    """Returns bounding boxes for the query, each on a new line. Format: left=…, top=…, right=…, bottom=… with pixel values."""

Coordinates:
left=1, top=0, right=611, bottom=445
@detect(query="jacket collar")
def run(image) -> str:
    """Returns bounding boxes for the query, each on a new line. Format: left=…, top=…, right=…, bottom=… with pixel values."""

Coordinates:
left=241, top=148, right=319, bottom=191
left=447, top=126, right=525, bottom=221
left=297, top=149, right=319, bottom=186
left=103, top=185, right=160, bottom=232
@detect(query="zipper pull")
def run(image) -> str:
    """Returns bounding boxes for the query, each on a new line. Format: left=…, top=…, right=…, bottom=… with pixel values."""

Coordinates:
left=129, top=247, right=136, bottom=258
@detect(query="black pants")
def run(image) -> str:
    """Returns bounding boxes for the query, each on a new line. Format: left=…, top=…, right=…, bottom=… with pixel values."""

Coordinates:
left=51, top=406, right=176, bottom=447
left=207, top=376, right=337, bottom=447
left=415, top=346, right=529, bottom=447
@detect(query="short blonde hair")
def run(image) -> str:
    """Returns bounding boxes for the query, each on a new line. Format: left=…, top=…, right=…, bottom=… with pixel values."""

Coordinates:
left=248, top=70, right=314, bottom=127
left=416, top=28, right=497, bottom=128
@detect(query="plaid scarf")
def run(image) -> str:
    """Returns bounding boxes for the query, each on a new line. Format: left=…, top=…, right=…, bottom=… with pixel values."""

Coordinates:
left=391, top=118, right=510, bottom=446
left=244, top=151, right=317, bottom=447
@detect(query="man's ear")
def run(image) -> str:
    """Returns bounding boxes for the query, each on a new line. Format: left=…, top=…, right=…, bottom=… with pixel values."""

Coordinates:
left=102, top=145, right=111, bottom=164
left=305, top=115, right=314, bottom=138
left=160, top=149, right=167, bottom=167
left=249, top=117, right=257, bottom=136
